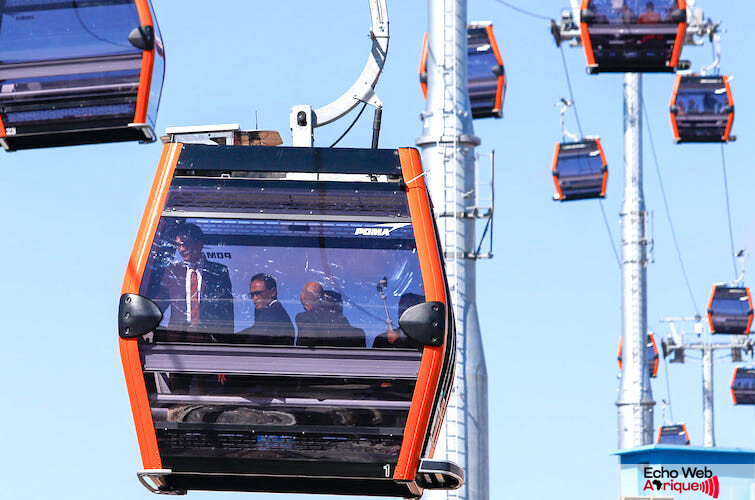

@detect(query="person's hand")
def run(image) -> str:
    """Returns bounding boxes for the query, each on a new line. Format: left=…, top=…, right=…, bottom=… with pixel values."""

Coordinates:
left=387, top=329, right=399, bottom=344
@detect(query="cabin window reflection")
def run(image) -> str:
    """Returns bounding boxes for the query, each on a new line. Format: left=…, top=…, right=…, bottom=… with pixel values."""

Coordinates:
left=139, top=217, right=425, bottom=348
left=586, top=0, right=680, bottom=25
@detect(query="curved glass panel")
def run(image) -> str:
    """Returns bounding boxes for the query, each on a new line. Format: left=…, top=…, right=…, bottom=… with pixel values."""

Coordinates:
left=0, top=0, right=141, bottom=63
left=146, top=0, right=164, bottom=128
left=137, top=207, right=425, bottom=465
left=586, top=0, right=680, bottom=25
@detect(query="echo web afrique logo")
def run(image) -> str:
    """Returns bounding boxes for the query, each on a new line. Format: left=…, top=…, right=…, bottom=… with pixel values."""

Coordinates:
left=643, top=467, right=719, bottom=498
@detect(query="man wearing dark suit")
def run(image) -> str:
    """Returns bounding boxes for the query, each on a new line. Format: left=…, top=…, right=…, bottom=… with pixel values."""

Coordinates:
left=295, top=282, right=366, bottom=348
left=156, top=223, right=234, bottom=337
left=237, top=273, right=295, bottom=345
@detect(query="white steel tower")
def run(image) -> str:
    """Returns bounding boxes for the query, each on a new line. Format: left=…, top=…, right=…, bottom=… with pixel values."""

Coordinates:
left=417, top=0, right=489, bottom=499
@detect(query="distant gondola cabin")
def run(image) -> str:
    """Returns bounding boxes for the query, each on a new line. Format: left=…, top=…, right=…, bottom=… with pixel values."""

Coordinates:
left=670, top=75, right=735, bottom=143
left=551, top=139, right=608, bottom=201
left=419, top=23, right=505, bottom=119
left=579, top=0, right=687, bottom=73
left=618, top=333, right=659, bottom=378
left=657, top=424, right=690, bottom=445
left=707, top=285, right=753, bottom=335
left=0, top=0, right=165, bottom=151
left=730, top=367, right=755, bottom=405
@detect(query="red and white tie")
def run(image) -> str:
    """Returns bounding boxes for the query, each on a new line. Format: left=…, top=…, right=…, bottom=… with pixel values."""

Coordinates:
left=189, top=269, right=200, bottom=326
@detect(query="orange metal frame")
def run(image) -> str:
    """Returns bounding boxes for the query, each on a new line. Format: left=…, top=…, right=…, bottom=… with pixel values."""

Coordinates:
left=669, top=74, right=682, bottom=142
left=730, top=367, right=740, bottom=405
left=596, top=138, right=608, bottom=197
left=395, top=147, right=448, bottom=481
left=484, top=24, right=505, bottom=116
left=133, top=0, right=156, bottom=125
left=551, top=142, right=564, bottom=200
left=119, top=142, right=182, bottom=469
left=419, top=33, right=429, bottom=99
left=722, top=75, right=735, bottom=141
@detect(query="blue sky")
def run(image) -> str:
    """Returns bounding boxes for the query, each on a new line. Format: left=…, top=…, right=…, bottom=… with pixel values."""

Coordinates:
left=0, top=1, right=753, bottom=499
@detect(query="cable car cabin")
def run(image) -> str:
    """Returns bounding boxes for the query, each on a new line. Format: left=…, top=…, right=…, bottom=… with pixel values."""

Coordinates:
left=731, top=367, right=755, bottom=405
left=579, top=0, right=687, bottom=73
left=670, top=75, right=734, bottom=143
left=618, top=333, right=659, bottom=378
left=551, top=139, right=608, bottom=201
left=657, top=424, right=690, bottom=445
left=0, top=0, right=165, bottom=151
left=731, top=368, right=755, bottom=405
left=707, top=285, right=753, bottom=335
left=118, top=128, right=461, bottom=497
left=419, top=22, right=505, bottom=119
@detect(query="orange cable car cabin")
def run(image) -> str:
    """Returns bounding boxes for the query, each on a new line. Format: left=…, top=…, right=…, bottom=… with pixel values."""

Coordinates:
left=118, top=126, right=461, bottom=497
left=0, top=0, right=165, bottom=151
left=579, top=0, right=687, bottom=74
left=551, top=139, right=608, bottom=201
left=707, top=285, right=753, bottom=335
left=617, top=333, right=659, bottom=378
left=730, top=367, right=755, bottom=405
left=670, top=74, right=734, bottom=143
left=657, top=424, right=690, bottom=445
left=419, top=22, right=505, bottom=119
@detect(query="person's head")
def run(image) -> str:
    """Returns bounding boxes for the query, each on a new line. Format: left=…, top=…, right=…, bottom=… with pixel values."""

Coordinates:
left=646, top=2, right=655, bottom=11
left=175, top=224, right=204, bottom=264
left=249, top=273, right=277, bottom=309
left=300, top=281, right=324, bottom=311
left=398, top=293, right=425, bottom=318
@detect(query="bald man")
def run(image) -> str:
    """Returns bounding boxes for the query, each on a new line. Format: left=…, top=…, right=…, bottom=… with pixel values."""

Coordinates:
left=295, top=281, right=365, bottom=348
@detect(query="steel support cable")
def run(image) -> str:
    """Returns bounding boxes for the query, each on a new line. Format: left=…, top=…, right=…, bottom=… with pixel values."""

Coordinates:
left=641, top=98, right=700, bottom=316
left=492, top=0, right=551, bottom=21
left=662, top=354, right=674, bottom=423
left=719, top=144, right=739, bottom=280
left=560, top=46, right=621, bottom=268
left=495, top=0, right=621, bottom=269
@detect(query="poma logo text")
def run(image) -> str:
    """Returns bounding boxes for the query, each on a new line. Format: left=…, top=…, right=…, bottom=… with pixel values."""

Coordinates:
left=354, top=223, right=410, bottom=237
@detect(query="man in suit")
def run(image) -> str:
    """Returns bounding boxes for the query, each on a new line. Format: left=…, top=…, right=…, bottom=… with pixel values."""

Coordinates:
left=156, top=223, right=234, bottom=337
left=295, top=282, right=365, bottom=348
left=237, top=273, right=295, bottom=345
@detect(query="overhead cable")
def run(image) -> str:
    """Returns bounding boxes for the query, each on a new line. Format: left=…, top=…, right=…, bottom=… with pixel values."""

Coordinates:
left=641, top=98, right=700, bottom=316
left=492, top=0, right=551, bottom=21
left=719, top=144, right=739, bottom=280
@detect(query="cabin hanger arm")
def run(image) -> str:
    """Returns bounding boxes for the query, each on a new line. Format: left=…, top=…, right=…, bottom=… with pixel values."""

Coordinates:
left=291, top=0, right=389, bottom=146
